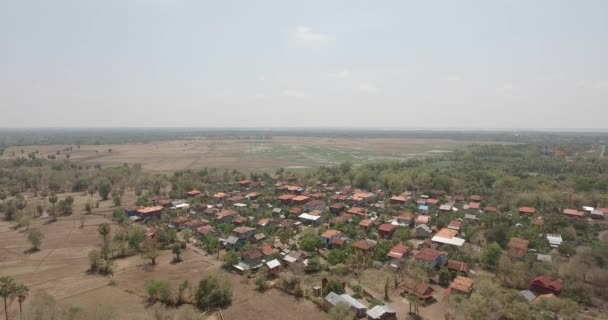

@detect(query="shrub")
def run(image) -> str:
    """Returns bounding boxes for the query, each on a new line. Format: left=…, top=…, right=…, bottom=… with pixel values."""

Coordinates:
left=195, top=275, right=232, bottom=309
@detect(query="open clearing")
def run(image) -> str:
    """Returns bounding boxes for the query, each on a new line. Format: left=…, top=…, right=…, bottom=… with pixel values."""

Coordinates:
left=2, top=136, right=494, bottom=172
left=0, top=194, right=328, bottom=320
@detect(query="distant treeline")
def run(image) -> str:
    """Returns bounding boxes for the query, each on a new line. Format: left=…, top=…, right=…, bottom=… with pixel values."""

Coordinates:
left=0, top=128, right=607, bottom=148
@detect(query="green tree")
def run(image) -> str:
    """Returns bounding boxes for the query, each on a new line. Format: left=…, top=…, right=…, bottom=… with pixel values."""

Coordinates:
left=15, top=284, right=28, bottom=320
left=195, top=276, right=232, bottom=309
left=27, top=227, right=43, bottom=251
left=438, top=267, right=451, bottom=287
left=482, top=242, right=502, bottom=270
left=98, top=223, right=111, bottom=242
left=304, top=257, right=321, bottom=274
left=15, top=195, right=26, bottom=217
left=222, top=251, right=239, bottom=269
left=172, top=243, right=182, bottom=262
left=0, top=276, right=17, bottom=320
left=48, top=193, right=58, bottom=221
left=143, top=238, right=159, bottom=265
left=84, top=202, right=93, bottom=215
left=98, top=181, right=111, bottom=200
left=329, top=302, right=355, bottom=320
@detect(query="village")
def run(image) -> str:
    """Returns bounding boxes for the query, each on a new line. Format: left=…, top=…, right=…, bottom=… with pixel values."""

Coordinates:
left=120, top=173, right=607, bottom=320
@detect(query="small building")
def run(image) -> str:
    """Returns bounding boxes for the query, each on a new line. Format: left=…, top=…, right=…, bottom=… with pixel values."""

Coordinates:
left=186, top=189, right=202, bottom=197
left=393, top=212, right=415, bottom=227
left=507, top=237, right=529, bottom=258
left=347, top=207, right=366, bottom=218
left=240, top=250, right=263, bottom=269
left=447, top=260, right=470, bottom=274
left=266, top=259, right=282, bottom=276
left=298, top=212, right=323, bottom=225
left=426, top=198, right=439, bottom=207
left=305, top=200, right=327, bottom=212
left=262, top=245, right=279, bottom=258
left=278, top=194, right=295, bottom=204
left=245, top=192, right=260, bottom=201
left=320, top=229, right=343, bottom=248
left=439, top=204, right=453, bottom=212
left=449, top=276, right=474, bottom=294
left=518, top=207, right=537, bottom=215
left=468, top=202, right=481, bottom=210
left=238, top=179, right=252, bottom=188
left=390, top=196, right=407, bottom=205
left=352, top=239, right=378, bottom=253
left=530, top=276, right=563, bottom=296
left=215, top=210, right=238, bottom=223
left=196, top=225, right=215, bottom=236
left=415, top=215, right=430, bottom=226
left=432, top=228, right=465, bottom=247
left=562, top=208, right=585, bottom=218
left=324, top=292, right=368, bottom=318
left=484, top=206, right=497, bottom=214
left=378, top=224, right=397, bottom=239
left=469, top=195, right=483, bottom=202
left=591, top=209, right=606, bottom=220
left=418, top=204, right=430, bottom=214
left=232, top=226, right=256, bottom=241
left=329, top=202, right=347, bottom=214
left=367, top=304, right=397, bottom=320
left=401, top=279, right=436, bottom=304
left=414, top=224, right=432, bottom=238
left=387, top=244, right=411, bottom=268
left=415, top=247, right=447, bottom=268
left=292, top=195, right=310, bottom=205
left=289, top=207, right=304, bottom=216
left=213, top=192, right=228, bottom=202
left=447, top=220, right=462, bottom=232
left=137, top=206, right=164, bottom=219
left=359, top=219, right=374, bottom=231
left=546, top=234, right=563, bottom=248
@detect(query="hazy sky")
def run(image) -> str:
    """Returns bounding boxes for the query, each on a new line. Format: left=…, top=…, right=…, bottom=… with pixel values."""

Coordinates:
left=1, top=0, right=607, bottom=129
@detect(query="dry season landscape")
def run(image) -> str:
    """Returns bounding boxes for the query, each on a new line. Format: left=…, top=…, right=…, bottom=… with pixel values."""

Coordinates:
left=0, top=191, right=330, bottom=320
left=0, top=136, right=487, bottom=172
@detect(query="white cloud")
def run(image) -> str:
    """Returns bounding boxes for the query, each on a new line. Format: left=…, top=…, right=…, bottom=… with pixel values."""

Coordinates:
left=295, top=26, right=331, bottom=42
left=445, top=75, right=462, bottom=81
left=257, top=75, right=265, bottom=81
left=328, top=69, right=351, bottom=78
left=358, top=83, right=380, bottom=94
left=280, top=89, right=305, bottom=98
left=252, top=93, right=265, bottom=99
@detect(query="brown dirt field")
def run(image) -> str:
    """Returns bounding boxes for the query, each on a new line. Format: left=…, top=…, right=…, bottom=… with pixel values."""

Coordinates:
left=1, top=136, right=490, bottom=172
left=0, top=202, right=329, bottom=320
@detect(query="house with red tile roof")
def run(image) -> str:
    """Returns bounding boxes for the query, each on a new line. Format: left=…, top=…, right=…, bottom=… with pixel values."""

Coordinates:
left=387, top=244, right=411, bottom=268
left=415, top=248, right=447, bottom=268
left=352, top=239, right=377, bottom=252
left=447, top=260, right=470, bottom=274
left=378, top=224, right=397, bottom=239
left=449, top=276, right=474, bottom=294
left=320, top=230, right=343, bottom=248
left=401, top=278, right=436, bottom=304
left=518, top=206, right=537, bottom=215
left=530, top=276, right=564, bottom=295
left=562, top=208, right=585, bottom=218
left=329, top=202, right=347, bottom=214
left=186, top=189, right=202, bottom=197
left=359, top=219, right=373, bottom=231
left=292, top=195, right=310, bottom=205
left=390, top=195, right=408, bottom=205
left=347, top=207, right=366, bottom=217
left=469, top=195, right=483, bottom=202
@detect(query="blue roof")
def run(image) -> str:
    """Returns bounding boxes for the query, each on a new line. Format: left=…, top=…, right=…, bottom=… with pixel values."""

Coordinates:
left=419, top=205, right=429, bottom=210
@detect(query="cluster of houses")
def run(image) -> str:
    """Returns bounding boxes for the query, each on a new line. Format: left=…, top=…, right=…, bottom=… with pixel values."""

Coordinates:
left=120, top=178, right=606, bottom=318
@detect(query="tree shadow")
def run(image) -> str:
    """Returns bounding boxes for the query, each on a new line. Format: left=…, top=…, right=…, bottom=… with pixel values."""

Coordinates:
left=23, top=247, right=40, bottom=255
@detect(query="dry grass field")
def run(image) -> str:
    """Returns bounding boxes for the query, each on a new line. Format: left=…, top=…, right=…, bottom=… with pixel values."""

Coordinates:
left=1, top=136, right=488, bottom=172
left=0, top=192, right=328, bottom=320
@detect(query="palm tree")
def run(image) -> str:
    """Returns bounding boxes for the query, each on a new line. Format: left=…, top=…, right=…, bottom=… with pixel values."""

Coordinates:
left=0, top=276, right=17, bottom=320
left=98, top=223, right=111, bottom=242
left=15, top=285, right=28, bottom=320
left=48, top=193, right=58, bottom=221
